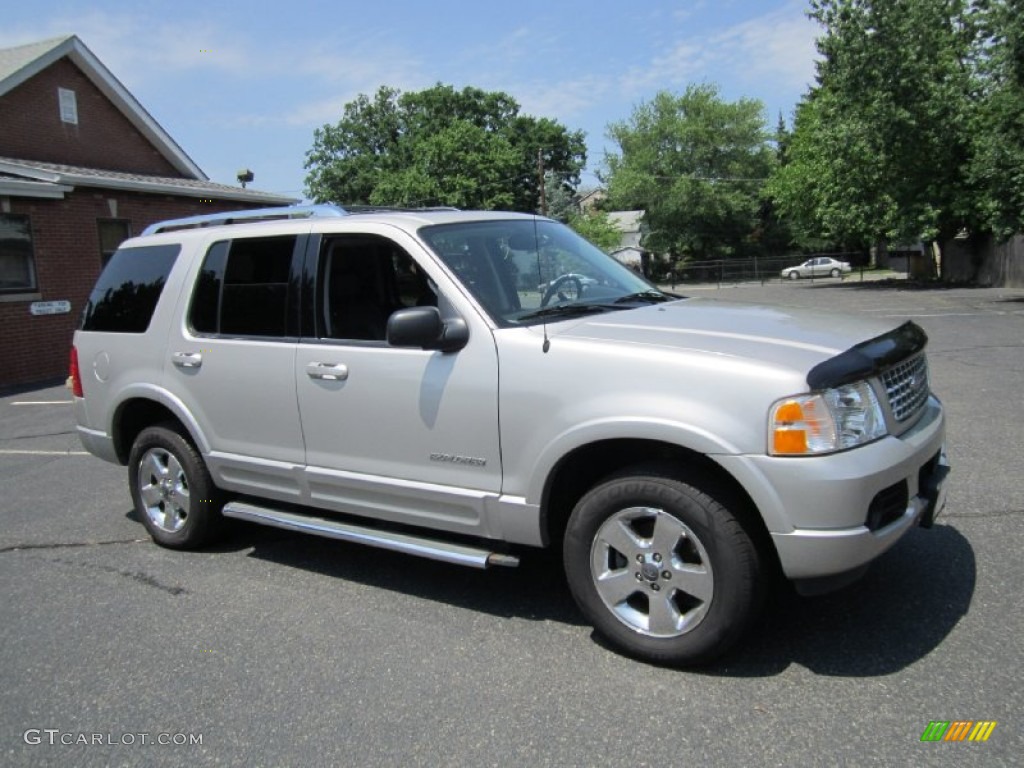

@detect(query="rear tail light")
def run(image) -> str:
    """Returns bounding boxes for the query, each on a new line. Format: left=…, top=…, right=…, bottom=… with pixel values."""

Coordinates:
left=68, top=346, right=83, bottom=397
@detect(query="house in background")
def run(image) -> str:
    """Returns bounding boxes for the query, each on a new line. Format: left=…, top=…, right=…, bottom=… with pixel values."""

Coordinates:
left=0, top=35, right=297, bottom=390
left=606, top=209, right=649, bottom=274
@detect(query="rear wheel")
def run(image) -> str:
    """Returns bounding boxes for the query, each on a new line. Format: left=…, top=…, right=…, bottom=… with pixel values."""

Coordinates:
left=563, top=467, right=763, bottom=665
left=830, top=268, right=841, bottom=278
left=128, top=423, right=225, bottom=549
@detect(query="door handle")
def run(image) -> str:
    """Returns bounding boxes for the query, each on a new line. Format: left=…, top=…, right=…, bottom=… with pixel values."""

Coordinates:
left=306, top=362, right=349, bottom=381
left=172, top=351, right=203, bottom=369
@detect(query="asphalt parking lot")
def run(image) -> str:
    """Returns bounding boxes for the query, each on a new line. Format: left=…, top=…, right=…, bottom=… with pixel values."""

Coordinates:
left=2, top=279, right=1021, bottom=767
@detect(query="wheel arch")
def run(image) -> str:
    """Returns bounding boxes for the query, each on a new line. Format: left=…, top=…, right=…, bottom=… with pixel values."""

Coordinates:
left=111, top=387, right=208, bottom=464
left=540, top=438, right=779, bottom=575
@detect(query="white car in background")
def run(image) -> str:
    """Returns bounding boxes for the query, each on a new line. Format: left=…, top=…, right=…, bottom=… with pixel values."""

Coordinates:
left=781, top=256, right=852, bottom=280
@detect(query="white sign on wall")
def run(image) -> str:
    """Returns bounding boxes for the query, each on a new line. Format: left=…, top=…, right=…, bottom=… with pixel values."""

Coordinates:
left=29, top=300, right=71, bottom=316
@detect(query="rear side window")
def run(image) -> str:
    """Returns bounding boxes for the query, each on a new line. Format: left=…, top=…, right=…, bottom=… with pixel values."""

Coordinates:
left=188, top=236, right=297, bottom=337
left=80, top=244, right=180, bottom=332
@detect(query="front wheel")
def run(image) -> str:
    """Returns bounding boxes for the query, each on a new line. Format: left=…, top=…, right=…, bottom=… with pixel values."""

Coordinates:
left=830, top=268, right=841, bottom=278
left=787, top=271, right=799, bottom=281
left=563, top=468, right=763, bottom=665
left=128, top=423, right=225, bottom=549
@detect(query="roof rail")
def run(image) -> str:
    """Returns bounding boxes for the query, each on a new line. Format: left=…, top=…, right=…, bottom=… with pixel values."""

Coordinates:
left=141, top=204, right=347, bottom=235
left=342, top=205, right=461, bottom=213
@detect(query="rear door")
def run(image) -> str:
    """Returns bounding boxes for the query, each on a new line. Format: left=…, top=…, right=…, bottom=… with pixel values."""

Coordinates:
left=163, top=232, right=308, bottom=501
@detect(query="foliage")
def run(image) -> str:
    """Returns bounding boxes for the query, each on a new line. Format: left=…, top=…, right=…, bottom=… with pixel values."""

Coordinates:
left=543, top=171, right=577, bottom=222
left=602, top=84, right=775, bottom=261
left=304, top=84, right=586, bottom=212
left=969, top=0, right=1024, bottom=239
left=567, top=210, right=623, bottom=251
left=770, top=0, right=1024, bottom=253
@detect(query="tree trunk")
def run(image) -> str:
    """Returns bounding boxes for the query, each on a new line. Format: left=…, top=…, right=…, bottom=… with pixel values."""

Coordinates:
left=873, top=238, right=890, bottom=269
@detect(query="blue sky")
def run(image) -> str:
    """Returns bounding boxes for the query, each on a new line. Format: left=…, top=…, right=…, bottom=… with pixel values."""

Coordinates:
left=4, top=1, right=821, bottom=200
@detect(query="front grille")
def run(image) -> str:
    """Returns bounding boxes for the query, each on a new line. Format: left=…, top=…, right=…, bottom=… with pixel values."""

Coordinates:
left=881, top=353, right=929, bottom=422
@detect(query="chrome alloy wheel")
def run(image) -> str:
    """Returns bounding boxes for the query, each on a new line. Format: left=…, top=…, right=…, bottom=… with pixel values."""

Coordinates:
left=590, top=506, right=714, bottom=638
left=136, top=447, right=190, bottom=533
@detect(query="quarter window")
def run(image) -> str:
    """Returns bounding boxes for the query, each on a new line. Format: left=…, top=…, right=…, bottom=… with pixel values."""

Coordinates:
left=80, top=244, right=180, bottom=332
left=0, top=214, right=38, bottom=293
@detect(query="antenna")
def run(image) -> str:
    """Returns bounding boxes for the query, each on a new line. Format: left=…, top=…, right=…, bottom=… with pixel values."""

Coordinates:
left=533, top=215, right=551, bottom=353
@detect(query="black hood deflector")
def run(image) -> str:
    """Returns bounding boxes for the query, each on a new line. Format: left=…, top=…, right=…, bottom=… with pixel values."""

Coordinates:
left=807, top=321, right=927, bottom=390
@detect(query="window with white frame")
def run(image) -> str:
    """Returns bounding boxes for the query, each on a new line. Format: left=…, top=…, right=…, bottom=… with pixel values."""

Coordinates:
left=58, top=87, right=78, bottom=124
left=0, top=214, right=38, bottom=293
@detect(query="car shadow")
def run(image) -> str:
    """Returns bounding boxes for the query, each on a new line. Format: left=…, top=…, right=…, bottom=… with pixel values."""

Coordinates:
left=697, top=523, right=975, bottom=677
left=234, top=520, right=587, bottom=626
left=801, top=278, right=986, bottom=292
left=219, top=514, right=974, bottom=676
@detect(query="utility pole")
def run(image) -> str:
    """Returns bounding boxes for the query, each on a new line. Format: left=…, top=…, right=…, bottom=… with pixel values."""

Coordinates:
left=537, top=149, right=547, bottom=216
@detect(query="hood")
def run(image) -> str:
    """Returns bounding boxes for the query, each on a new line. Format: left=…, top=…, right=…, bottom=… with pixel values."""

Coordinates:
left=551, top=297, right=905, bottom=376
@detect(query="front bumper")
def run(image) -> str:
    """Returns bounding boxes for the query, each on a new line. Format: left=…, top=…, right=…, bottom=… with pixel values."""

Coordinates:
left=772, top=446, right=948, bottom=581
left=717, top=396, right=948, bottom=582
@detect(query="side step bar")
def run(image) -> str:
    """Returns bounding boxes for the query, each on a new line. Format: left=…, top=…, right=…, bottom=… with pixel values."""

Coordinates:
left=222, top=501, right=520, bottom=569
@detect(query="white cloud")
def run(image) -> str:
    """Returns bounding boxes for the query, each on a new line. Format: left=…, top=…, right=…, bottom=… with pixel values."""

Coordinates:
left=510, top=74, right=611, bottom=121
left=601, top=1, right=819, bottom=105
left=707, top=4, right=820, bottom=92
left=617, top=41, right=712, bottom=97
left=0, top=11, right=259, bottom=83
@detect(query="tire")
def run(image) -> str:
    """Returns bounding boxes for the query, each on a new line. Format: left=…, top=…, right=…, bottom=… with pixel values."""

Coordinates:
left=128, top=423, right=225, bottom=549
left=830, top=268, right=840, bottom=278
left=787, top=271, right=799, bottom=280
left=563, top=467, right=763, bottom=665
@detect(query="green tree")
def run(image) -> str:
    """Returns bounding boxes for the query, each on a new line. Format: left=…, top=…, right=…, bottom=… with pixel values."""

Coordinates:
left=567, top=210, right=623, bottom=251
left=969, top=0, right=1024, bottom=239
left=305, top=84, right=586, bottom=212
left=602, top=85, right=775, bottom=262
left=543, top=171, right=577, bottom=223
left=770, top=0, right=980, bottom=258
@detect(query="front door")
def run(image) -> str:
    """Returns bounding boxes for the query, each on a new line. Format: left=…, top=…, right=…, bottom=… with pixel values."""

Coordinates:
left=295, top=230, right=502, bottom=538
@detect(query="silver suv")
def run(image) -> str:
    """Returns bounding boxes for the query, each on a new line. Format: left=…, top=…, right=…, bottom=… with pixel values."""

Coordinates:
left=70, top=205, right=949, bottom=665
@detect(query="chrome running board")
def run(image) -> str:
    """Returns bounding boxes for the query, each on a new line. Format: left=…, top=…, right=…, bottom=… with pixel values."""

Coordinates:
left=222, top=501, right=520, bottom=569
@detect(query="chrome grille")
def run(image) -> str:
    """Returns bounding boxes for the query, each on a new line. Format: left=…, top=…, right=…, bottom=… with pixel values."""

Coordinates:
left=881, top=354, right=929, bottom=422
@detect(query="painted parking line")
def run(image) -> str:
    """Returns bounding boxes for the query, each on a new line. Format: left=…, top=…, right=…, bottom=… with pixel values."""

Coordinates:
left=876, top=312, right=1004, bottom=318
left=0, top=449, right=89, bottom=456
left=10, top=401, right=72, bottom=405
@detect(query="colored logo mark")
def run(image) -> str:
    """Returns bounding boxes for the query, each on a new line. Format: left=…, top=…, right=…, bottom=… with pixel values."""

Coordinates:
left=920, top=721, right=997, bottom=742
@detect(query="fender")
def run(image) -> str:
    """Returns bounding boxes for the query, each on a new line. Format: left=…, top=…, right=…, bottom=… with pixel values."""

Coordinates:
left=521, top=414, right=744, bottom=506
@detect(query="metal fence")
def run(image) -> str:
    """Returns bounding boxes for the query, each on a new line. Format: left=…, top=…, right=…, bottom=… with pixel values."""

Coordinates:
left=658, top=253, right=876, bottom=287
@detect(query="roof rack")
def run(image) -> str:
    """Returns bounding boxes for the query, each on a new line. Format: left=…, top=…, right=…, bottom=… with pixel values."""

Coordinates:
left=342, top=205, right=461, bottom=214
left=141, top=204, right=348, bottom=235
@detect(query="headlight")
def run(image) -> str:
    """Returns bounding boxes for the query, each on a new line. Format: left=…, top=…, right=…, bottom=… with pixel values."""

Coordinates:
left=769, top=380, right=887, bottom=455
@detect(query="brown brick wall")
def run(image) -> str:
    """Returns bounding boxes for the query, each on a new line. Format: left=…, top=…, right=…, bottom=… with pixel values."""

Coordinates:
left=0, top=190, right=258, bottom=389
left=0, top=58, right=183, bottom=176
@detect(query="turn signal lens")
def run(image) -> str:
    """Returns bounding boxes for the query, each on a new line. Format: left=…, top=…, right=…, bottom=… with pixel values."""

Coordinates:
left=769, top=382, right=886, bottom=456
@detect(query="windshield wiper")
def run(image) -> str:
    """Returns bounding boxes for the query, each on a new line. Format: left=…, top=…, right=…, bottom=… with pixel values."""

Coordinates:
left=517, top=304, right=615, bottom=322
left=613, top=290, right=672, bottom=304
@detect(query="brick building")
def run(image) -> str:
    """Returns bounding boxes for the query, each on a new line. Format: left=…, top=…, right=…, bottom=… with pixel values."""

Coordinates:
left=0, top=35, right=297, bottom=389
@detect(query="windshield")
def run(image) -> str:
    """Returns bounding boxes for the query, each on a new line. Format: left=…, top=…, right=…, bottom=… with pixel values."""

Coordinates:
left=419, top=218, right=671, bottom=326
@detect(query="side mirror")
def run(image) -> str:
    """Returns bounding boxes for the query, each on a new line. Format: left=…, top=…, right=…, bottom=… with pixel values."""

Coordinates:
left=386, top=307, right=468, bottom=353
